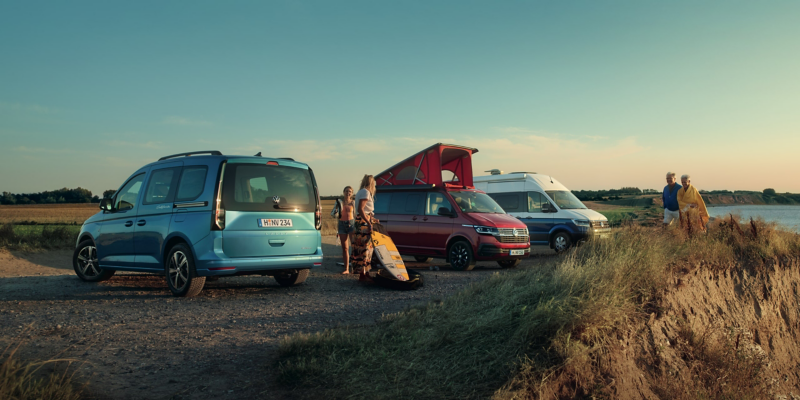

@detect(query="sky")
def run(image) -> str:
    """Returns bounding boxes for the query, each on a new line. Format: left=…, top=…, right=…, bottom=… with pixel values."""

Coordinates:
left=1, top=1, right=799, bottom=196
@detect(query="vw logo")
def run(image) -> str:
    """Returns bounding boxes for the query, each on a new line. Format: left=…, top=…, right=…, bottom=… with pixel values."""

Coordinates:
left=512, top=228, right=518, bottom=236
left=272, top=196, right=281, bottom=204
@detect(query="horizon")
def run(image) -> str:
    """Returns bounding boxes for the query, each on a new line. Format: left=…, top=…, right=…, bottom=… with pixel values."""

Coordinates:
left=2, top=1, right=799, bottom=195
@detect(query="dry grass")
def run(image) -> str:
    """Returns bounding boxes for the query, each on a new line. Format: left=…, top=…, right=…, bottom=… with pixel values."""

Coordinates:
left=1, top=337, right=84, bottom=400
left=0, top=204, right=98, bottom=225
left=275, top=219, right=800, bottom=399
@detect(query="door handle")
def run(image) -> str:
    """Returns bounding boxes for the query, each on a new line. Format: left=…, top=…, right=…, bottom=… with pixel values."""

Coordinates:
left=137, top=220, right=146, bottom=226
left=422, top=217, right=428, bottom=221
left=412, top=216, right=417, bottom=221
left=125, top=221, right=133, bottom=227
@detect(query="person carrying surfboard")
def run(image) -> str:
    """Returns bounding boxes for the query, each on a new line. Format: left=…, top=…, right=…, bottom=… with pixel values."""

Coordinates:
left=353, top=175, right=378, bottom=282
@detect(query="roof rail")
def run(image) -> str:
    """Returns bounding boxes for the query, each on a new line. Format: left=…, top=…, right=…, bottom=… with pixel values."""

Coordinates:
left=158, top=151, right=222, bottom=161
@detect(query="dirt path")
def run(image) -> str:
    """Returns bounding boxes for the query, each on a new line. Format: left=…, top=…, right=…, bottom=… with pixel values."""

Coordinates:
left=0, top=237, right=554, bottom=399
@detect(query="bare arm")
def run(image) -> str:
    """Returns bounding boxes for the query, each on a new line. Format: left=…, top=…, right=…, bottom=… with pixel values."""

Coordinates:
left=358, top=198, right=369, bottom=225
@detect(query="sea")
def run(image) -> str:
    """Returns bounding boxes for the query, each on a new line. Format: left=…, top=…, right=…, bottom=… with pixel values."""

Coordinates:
left=707, top=205, right=800, bottom=233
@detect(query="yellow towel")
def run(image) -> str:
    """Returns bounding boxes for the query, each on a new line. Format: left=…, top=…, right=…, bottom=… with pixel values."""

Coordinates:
left=678, top=184, right=709, bottom=225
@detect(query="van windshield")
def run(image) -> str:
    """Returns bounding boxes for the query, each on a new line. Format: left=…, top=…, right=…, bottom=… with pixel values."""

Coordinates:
left=222, top=164, right=316, bottom=212
left=449, top=191, right=505, bottom=214
left=545, top=190, right=587, bottom=210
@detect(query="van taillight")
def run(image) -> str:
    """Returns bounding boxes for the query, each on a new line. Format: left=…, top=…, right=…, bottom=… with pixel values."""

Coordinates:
left=212, top=201, right=226, bottom=230
left=315, top=208, right=321, bottom=230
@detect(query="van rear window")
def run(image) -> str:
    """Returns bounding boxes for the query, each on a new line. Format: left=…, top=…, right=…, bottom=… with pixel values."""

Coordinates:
left=222, top=164, right=316, bottom=212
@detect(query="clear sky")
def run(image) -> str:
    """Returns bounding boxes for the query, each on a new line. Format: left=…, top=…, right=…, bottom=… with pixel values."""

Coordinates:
left=1, top=1, right=799, bottom=196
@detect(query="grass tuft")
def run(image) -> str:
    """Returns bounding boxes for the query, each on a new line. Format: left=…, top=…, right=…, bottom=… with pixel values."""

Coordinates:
left=275, top=221, right=800, bottom=399
left=0, top=339, right=84, bottom=400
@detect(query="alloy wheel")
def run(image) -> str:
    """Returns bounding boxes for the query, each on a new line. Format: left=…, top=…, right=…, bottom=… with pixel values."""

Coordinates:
left=450, top=243, right=468, bottom=269
left=555, top=236, right=568, bottom=252
left=76, top=245, right=99, bottom=277
left=168, top=251, right=189, bottom=290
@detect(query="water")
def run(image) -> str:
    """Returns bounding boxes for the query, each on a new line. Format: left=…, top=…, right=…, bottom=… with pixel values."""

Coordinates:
left=707, top=205, right=800, bottom=233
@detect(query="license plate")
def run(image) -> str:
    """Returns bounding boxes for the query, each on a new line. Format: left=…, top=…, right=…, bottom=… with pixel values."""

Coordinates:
left=258, top=219, right=293, bottom=227
left=510, top=249, right=525, bottom=256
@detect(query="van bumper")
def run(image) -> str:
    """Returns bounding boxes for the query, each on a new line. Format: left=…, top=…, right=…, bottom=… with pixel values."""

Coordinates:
left=194, top=240, right=323, bottom=276
left=476, top=244, right=531, bottom=260
left=571, top=227, right=613, bottom=243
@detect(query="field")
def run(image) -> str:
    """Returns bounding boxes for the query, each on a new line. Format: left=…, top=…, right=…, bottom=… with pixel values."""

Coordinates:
left=0, top=203, right=99, bottom=225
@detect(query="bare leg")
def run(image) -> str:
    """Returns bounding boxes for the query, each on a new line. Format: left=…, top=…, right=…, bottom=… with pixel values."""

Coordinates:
left=339, top=233, right=350, bottom=274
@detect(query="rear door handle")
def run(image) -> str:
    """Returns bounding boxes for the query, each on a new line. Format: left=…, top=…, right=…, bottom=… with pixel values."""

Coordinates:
left=137, top=220, right=146, bottom=226
left=412, top=216, right=418, bottom=221
left=125, top=221, right=133, bottom=227
left=422, top=217, right=428, bottom=221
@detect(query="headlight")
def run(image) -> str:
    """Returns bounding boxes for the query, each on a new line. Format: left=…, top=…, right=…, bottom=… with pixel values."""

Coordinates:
left=474, top=226, right=499, bottom=235
left=572, top=219, right=590, bottom=227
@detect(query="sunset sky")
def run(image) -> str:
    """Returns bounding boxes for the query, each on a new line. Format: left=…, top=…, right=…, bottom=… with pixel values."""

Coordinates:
left=1, top=1, right=799, bottom=196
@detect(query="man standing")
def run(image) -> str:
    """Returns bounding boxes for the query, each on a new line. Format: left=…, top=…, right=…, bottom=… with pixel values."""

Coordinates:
left=677, top=174, right=709, bottom=230
left=662, top=172, right=681, bottom=226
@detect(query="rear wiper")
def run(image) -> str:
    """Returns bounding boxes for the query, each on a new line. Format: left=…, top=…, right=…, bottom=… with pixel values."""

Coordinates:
left=273, top=204, right=298, bottom=210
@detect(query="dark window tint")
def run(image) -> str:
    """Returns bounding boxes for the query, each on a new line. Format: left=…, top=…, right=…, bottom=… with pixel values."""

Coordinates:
left=144, top=168, right=178, bottom=204
left=426, top=192, right=453, bottom=215
left=405, top=193, right=424, bottom=214
left=114, top=174, right=145, bottom=211
left=374, top=193, right=391, bottom=214
left=222, top=164, right=316, bottom=212
left=388, top=192, right=409, bottom=214
left=488, top=192, right=523, bottom=212
left=176, top=166, right=208, bottom=201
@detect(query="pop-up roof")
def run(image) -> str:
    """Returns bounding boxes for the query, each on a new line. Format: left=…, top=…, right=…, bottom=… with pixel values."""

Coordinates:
left=376, top=143, right=478, bottom=188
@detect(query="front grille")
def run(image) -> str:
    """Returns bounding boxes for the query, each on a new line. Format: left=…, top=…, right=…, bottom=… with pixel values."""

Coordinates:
left=591, top=221, right=610, bottom=228
left=497, top=228, right=529, bottom=243
left=499, top=235, right=529, bottom=243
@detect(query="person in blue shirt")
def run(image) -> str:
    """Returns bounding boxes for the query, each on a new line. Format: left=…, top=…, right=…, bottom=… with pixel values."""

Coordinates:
left=663, top=172, right=682, bottom=226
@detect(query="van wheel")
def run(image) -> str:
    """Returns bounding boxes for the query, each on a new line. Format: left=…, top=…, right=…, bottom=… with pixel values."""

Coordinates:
left=73, top=240, right=115, bottom=282
left=165, top=244, right=205, bottom=297
left=448, top=241, right=476, bottom=271
left=552, top=232, right=572, bottom=254
left=497, top=259, right=521, bottom=268
left=414, top=256, right=432, bottom=263
left=275, top=269, right=309, bottom=287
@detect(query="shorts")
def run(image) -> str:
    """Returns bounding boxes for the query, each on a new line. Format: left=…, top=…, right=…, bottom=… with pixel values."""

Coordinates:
left=337, top=219, right=355, bottom=235
left=664, top=209, right=680, bottom=225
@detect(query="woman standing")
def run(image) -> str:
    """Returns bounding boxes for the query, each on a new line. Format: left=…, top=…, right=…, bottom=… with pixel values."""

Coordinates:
left=352, top=175, right=378, bottom=281
left=335, top=186, right=355, bottom=274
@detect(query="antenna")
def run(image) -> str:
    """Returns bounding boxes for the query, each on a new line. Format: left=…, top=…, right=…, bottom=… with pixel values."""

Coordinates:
left=254, top=152, right=262, bottom=157
left=485, top=169, right=503, bottom=175
left=549, top=176, right=553, bottom=184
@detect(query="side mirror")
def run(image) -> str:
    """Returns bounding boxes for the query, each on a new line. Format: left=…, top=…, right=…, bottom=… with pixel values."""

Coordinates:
left=438, top=207, right=455, bottom=217
left=542, top=202, right=553, bottom=213
left=100, top=198, right=113, bottom=211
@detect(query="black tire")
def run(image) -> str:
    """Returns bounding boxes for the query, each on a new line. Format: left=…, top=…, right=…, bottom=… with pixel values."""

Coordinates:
left=448, top=241, right=476, bottom=271
left=497, top=259, right=521, bottom=268
left=413, top=256, right=432, bottom=263
left=274, top=269, right=310, bottom=287
left=552, top=232, right=572, bottom=254
left=165, top=244, right=205, bottom=297
left=73, top=239, right=115, bottom=282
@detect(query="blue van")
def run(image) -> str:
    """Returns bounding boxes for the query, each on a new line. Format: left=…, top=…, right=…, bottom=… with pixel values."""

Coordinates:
left=73, top=151, right=323, bottom=297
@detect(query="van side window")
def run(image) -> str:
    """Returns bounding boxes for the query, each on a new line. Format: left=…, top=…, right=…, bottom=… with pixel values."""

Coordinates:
left=426, top=192, right=453, bottom=215
left=114, top=174, right=146, bottom=211
left=143, top=168, right=179, bottom=204
left=373, top=193, right=391, bottom=214
left=488, top=192, right=523, bottom=212
left=175, top=166, right=208, bottom=201
left=405, top=193, right=424, bottom=214
left=528, top=192, right=546, bottom=213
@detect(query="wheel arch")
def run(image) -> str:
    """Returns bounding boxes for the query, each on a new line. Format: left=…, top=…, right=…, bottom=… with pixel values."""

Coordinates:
left=77, top=233, right=95, bottom=247
left=445, top=235, right=474, bottom=261
left=548, top=227, right=574, bottom=248
left=162, top=233, right=195, bottom=265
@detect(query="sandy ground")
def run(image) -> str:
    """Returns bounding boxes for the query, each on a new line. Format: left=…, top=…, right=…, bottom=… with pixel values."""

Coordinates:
left=0, top=237, right=555, bottom=400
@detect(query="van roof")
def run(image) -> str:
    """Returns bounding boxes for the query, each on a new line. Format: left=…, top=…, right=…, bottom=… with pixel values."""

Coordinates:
left=143, top=151, right=309, bottom=169
left=474, top=172, right=570, bottom=191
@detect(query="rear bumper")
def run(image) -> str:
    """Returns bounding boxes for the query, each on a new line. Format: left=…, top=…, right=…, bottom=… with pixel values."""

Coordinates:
left=193, top=234, right=323, bottom=276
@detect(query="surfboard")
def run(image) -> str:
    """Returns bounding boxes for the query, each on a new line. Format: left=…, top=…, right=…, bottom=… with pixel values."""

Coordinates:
left=371, top=231, right=409, bottom=281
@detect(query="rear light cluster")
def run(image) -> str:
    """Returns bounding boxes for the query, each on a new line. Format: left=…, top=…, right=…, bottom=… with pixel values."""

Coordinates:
left=314, top=203, right=321, bottom=230
left=212, top=162, right=226, bottom=231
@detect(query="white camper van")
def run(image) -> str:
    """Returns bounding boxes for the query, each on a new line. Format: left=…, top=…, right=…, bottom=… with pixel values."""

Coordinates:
left=474, top=171, right=610, bottom=252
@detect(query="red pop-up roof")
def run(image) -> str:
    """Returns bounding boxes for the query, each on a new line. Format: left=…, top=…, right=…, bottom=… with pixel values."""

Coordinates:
left=375, top=143, right=478, bottom=188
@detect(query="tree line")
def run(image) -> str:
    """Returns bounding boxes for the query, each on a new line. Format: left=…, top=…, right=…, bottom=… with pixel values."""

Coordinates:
left=571, top=187, right=654, bottom=201
left=1, top=188, right=117, bottom=205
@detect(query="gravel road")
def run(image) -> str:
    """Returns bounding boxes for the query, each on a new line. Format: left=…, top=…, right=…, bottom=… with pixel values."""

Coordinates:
left=0, top=236, right=554, bottom=399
